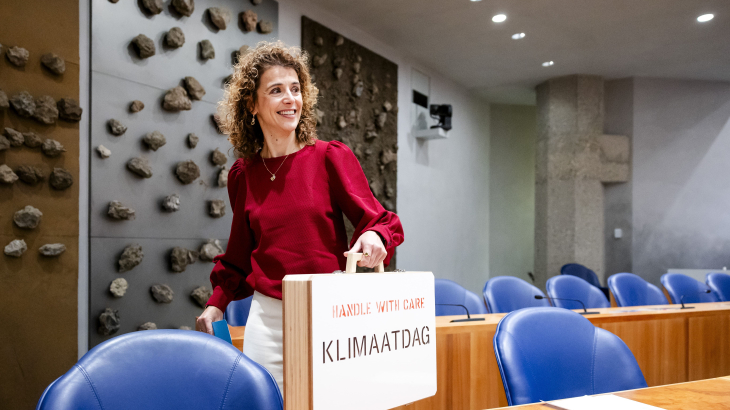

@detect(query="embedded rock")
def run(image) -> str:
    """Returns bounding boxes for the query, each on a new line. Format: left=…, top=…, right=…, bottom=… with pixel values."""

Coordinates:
left=380, top=149, right=397, bottom=165
left=0, top=164, right=19, bottom=184
left=118, top=244, right=143, bottom=272
left=150, top=284, right=174, bottom=303
left=209, top=199, right=226, bottom=218
left=6, top=46, right=29, bottom=67
left=238, top=45, right=250, bottom=58
left=50, top=167, right=74, bottom=190
left=353, top=62, right=361, bottom=74
left=165, top=27, right=185, bottom=48
left=199, top=40, right=215, bottom=60
left=337, top=115, right=347, bottom=130
left=336, top=35, right=344, bottom=46
left=143, top=131, right=167, bottom=151
left=210, top=148, right=227, bottom=165
left=383, top=200, right=395, bottom=212
left=163, top=86, right=192, bottom=111
left=187, top=133, right=199, bottom=148
left=0, top=135, right=9, bottom=151
left=4, top=128, right=24, bottom=146
left=314, top=108, right=324, bottom=125
left=98, top=308, right=121, bottom=336
left=170, top=247, right=198, bottom=272
left=23, top=131, right=43, bottom=148
left=369, top=179, right=383, bottom=197
left=162, top=194, right=180, bottom=212
left=40, top=53, right=66, bottom=75
left=377, top=112, right=388, bottom=129
left=39, top=243, right=66, bottom=257
left=191, top=286, right=213, bottom=308
left=385, top=181, right=395, bottom=198
left=138, top=322, right=157, bottom=331
left=175, top=160, right=200, bottom=184
left=132, top=34, right=156, bottom=59
left=141, top=0, right=163, bottom=15
left=212, top=114, right=223, bottom=133
left=110, top=278, right=128, bottom=297
left=208, top=7, right=231, bottom=30
left=10, top=91, right=35, bottom=117
left=57, top=98, right=83, bottom=122
left=97, top=145, right=111, bottom=159
left=4, top=239, right=27, bottom=257
left=352, top=81, right=364, bottom=97
left=251, top=0, right=262, bottom=5
left=130, top=100, right=145, bottom=113
left=199, top=239, right=224, bottom=262
left=218, top=166, right=228, bottom=187
left=108, top=119, right=127, bottom=136
left=0, top=89, right=8, bottom=109
left=127, top=157, right=153, bottom=178
left=241, top=10, right=257, bottom=32
left=333, top=67, right=343, bottom=80
left=16, top=165, right=45, bottom=185
left=315, top=36, right=323, bottom=46
left=184, top=76, right=205, bottom=100
left=383, top=101, right=393, bottom=112
left=313, top=54, right=327, bottom=67
left=108, top=200, right=135, bottom=220
left=109, top=0, right=119, bottom=3
left=41, top=139, right=66, bottom=157
left=33, top=95, right=59, bottom=125
left=171, top=0, right=194, bottom=16
left=14, top=205, right=43, bottom=229
left=258, top=20, right=273, bottom=34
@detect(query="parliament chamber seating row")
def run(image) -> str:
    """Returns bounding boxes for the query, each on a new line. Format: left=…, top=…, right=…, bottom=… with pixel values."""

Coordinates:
left=35, top=268, right=730, bottom=409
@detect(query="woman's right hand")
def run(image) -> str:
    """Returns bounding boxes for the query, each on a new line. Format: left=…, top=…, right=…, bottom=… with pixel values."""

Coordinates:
left=196, top=305, right=223, bottom=335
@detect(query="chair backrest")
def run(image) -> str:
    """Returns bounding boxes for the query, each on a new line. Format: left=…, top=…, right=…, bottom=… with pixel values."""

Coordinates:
left=608, top=273, right=668, bottom=307
left=493, top=307, right=647, bottom=406
left=706, top=272, right=730, bottom=302
left=546, top=275, right=610, bottom=309
left=434, top=279, right=488, bottom=316
left=224, top=295, right=253, bottom=326
left=36, top=330, right=282, bottom=410
left=661, top=273, right=719, bottom=304
left=560, top=263, right=602, bottom=288
left=483, top=276, right=551, bottom=314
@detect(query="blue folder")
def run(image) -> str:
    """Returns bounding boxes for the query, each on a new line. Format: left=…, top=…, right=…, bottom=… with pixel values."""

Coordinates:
left=212, top=320, right=232, bottom=344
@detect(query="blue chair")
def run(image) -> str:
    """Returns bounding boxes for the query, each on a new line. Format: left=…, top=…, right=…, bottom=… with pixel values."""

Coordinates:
left=493, top=307, right=647, bottom=405
left=435, top=279, right=487, bottom=316
left=661, top=273, right=719, bottom=304
left=224, top=295, right=253, bottom=326
left=561, top=263, right=610, bottom=299
left=546, top=275, right=610, bottom=310
left=36, top=330, right=282, bottom=410
left=483, top=276, right=551, bottom=313
left=608, top=273, right=668, bottom=307
left=706, top=272, right=730, bottom=302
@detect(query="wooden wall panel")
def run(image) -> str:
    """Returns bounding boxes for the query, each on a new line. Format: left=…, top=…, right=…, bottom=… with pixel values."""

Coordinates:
left=688, top=315, right=730, bottom=381
left=0, top=1, right=80, bottom=409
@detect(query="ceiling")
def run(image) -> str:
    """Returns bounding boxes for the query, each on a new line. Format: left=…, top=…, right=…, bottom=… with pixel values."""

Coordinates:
left=305, top=0, right=730, bottom=104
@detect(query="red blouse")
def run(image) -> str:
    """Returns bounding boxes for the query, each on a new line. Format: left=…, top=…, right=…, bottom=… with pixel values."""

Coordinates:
left=207, top=140, right=404, bottom=310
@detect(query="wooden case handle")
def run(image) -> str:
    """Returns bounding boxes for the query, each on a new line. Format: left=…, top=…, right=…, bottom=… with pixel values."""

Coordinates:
left=345, top=253, right=385, bottom=274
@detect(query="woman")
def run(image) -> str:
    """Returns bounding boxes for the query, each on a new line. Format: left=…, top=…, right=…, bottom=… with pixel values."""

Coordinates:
left=195, top=41, right=404, bottom=391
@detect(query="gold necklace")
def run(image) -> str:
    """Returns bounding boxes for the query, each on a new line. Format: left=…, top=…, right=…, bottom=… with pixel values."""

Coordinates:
left=261, top=150, right=292, bottom=181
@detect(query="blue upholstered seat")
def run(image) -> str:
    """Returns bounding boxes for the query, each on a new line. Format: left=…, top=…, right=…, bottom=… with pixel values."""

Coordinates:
left=434, top=278, right=487, bottom=316
left=608, top=273, right=668, bottom=307
left=483, top=276, right=550, bottom=313
left=546, top=275, right=610, bottom=309
left=36, top=330, right=282, bottom=410
left=224, top=295, right=254, bottom=326
left=560, top=263, right=610, bottom=299
left=493, top=307, right=647, bottom=405
left=661, top=273, right=719, bottom=304
left=706, top=272, right=730, bottom=302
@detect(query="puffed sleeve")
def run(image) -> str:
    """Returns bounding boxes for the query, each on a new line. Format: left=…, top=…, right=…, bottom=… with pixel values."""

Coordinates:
left=326, top=141, right=404, bottom=266
left=207, top=158, right=255, bottom=311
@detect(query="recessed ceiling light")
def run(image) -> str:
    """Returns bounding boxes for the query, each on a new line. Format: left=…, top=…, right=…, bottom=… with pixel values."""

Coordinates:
left=492, top=14, right=507, bottom=23
left=697, top=13, right=714, bottom=22
left=542, top=61, right=554, bottom=67
left=470, top=0, right=482, bottom=2
left=512, top=33, right=526, bottom=39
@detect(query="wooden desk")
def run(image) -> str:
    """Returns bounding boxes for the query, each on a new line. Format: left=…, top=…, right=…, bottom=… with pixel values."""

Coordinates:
left=491, top=376, right=730, bottom=410
left=231, top=302, right=730, bottom=410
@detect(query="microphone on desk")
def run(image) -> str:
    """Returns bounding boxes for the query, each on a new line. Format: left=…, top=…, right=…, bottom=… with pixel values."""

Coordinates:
left=679, top=289, right=711, bottom=309
left=534, top=295, right=599, bottom=315
left=435, top=304, right=486, bottom=323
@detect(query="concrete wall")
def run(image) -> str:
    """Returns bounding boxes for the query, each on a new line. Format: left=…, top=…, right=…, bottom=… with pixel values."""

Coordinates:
left=277, top=0, right=492, bottom=295
left=489, top=104, right=536, bottom=283
left=630, top=78, right=730, bottom=285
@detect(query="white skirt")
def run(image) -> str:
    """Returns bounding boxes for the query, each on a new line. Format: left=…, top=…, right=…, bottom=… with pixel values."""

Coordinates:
left=243, top=291, right=284, bottom=393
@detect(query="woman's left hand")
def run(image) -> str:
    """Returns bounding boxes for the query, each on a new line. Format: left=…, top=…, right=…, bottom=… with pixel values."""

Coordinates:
left=344, top=231, right=387, bottom=268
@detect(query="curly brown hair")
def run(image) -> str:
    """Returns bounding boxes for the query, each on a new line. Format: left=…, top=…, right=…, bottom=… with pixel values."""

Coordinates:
left=218, top=41, right=319, bottom=159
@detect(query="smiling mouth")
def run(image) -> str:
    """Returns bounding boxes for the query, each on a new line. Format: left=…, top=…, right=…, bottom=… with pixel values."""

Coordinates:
left=278, top=110, right=296, bottom=116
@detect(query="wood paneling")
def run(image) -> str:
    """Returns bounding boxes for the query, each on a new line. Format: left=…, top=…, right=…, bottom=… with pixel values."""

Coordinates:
left=688, top=315, right=730, bottom=381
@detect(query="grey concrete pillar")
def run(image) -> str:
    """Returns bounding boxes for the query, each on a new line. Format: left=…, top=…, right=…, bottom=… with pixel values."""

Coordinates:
left=534, top=75, right=629, bottom=289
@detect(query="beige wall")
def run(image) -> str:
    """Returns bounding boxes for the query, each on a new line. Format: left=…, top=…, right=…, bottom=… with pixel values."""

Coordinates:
left=0, top=0, right=79, bottom=408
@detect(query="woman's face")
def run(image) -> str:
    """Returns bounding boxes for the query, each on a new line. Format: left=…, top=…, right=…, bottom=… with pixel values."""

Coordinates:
left=252, top=65, right=303, bottom=136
